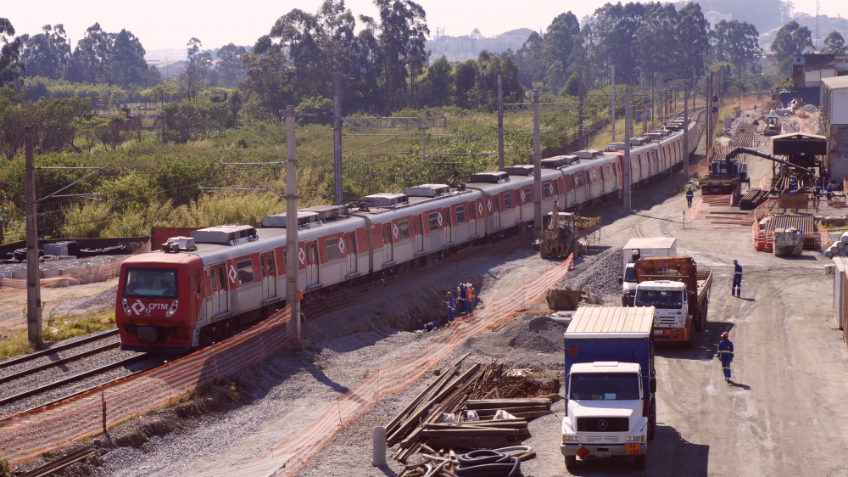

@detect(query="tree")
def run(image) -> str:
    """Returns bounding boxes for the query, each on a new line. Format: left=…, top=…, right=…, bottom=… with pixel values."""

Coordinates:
left=453, top=60, right=476, bottom=108
left=821, top=31, right=847, bottom=56
left=514, top=31, right=543, bottom=87
left=216, top=43, right=247, bottom=87
left=545, top=60, right=566, bottom=93
left=0, top=18, right=25, bottom=87
left=372, top=0, right=429, bottom=112
left=770, top=21, right=813, bottom=75
left=109, top=29, right=150, bottom=87
left=542, top=12, right=580, bottom=78
left=712, top=20, right=760, bottom=79
left=19, top=24, right=70, bottom=80
left=417, top=55, right=452, bottom=107
left=177, top=38, right=211, bottom=101
left=63, top=23, right=157, bottom=87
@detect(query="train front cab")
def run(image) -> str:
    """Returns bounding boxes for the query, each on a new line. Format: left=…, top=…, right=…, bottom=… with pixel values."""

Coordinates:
left=116, top=253, right=203, bottom=353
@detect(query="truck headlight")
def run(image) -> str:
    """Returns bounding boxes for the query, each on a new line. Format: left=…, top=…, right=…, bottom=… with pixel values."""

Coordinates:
left=626, top=436, right=642, bottom=442
left=563, top=436, right=580, bottom=442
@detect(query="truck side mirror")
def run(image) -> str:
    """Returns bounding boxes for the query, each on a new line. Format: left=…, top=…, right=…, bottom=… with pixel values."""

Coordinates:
left=649, top=377, right=657, bottom=394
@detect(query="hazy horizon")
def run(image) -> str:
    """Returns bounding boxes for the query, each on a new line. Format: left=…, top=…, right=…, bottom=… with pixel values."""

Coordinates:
left=3, top=0, right=841, bottom=56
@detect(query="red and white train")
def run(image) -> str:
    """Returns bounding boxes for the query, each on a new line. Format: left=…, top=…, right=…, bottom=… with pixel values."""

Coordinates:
left=116, top=116, right=702, bottom=352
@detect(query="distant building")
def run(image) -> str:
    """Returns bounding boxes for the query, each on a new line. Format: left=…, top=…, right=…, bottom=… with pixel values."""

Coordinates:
left=821, top=76, right=848, bottom=181
left=425, top=29, right=532, bottom=63
left=704, top=11, right=732, bottom=28
left=793, top=54, right=848, bottom=89
left=146, top=60, right=187, bottom=78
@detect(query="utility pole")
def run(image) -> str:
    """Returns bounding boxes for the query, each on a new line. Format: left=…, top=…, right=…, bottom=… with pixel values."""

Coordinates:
left=684, top=81, right=690, bottom=179
left=533, top=90, right=542, bottom=233
left=578, top=66, right=584, bottom=150
left=611, top=65, right=616, bottom=142
left=332, top=73, right=343, bottom=205
left=284, top=105, right=308, bottom=349
left=623, top=87, right=632, bottom=211
left=708, top=72, right=714, bottom=155
left=497, top=75, right=504, bottom=170
left=25, top=126, right=42, bottom=346
left=642, top=77, right=648, bottom=134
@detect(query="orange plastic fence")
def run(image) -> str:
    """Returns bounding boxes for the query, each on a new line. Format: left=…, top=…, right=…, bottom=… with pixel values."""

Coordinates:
left=0, top=240, right=152, bottom=290
left=257, top=255, right=574, bottom=475
left=0, top=252, right=573, bottom=468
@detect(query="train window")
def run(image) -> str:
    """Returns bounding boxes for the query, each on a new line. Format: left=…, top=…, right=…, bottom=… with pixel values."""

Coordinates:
left=493, top=196, right=501, bottom=212
left=124, top=267, right=177, bottom=298
left=522, top=186, right=533, bottom=203
left=260, top=255, right=266, bottom=278
left=543, top=183, right=553, bottom=199
left=217, top=267, right=227, bottom=291
left=325, top=238, right=341, bottom=261
left=397, top=220, right=410, bottom=240
left=428, top=212, right=440, bottom=232
left=210, top=270, right=217, bottom=293
left=469, top=202, right=477, bottom=220
left=456, top=205, right=466, bottom=224
left=589, top=169, right=598, bottom=183
left=236, top=259, right=254, bottom=285
left=576, top=172, right=585, bottom=188
left=266, top=253, right=275, bottom=276
left=503, top=192, right=512, bottom=210
left=605, top=165, right=612, bottom=178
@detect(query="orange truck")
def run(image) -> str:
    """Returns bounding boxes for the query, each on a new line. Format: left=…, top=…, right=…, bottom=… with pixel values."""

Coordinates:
left=633, top=257, right=712, bottom=347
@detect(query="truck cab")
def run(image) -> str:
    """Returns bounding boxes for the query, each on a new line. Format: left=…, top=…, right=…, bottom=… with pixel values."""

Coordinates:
left=561, top=306, right=656, bottom=470
left=622, top=263, right=638, bottom=306
left=561, top=362, right=650, bottom=468
left=634, top=281, right=689, bottom=342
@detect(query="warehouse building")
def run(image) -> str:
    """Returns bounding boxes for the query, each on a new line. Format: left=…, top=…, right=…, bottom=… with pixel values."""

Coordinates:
left=821, top=76, right=848, bottom=181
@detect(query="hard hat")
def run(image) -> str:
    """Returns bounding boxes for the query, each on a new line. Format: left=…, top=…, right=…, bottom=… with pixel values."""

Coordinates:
left=721, top=332, right=729, bottom=338
left=447, top=291, right=452, bottom=296
left=459, top=283, right=466, bottom=288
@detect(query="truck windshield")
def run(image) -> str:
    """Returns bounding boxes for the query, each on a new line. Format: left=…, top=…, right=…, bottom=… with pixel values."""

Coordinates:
left=123, top=268, right=178, bottom=299
left=634, top=289, right=683, bottom=309
left=624, top=266, right=637, bottom=283
left=570, top=373, right=640, bottom=400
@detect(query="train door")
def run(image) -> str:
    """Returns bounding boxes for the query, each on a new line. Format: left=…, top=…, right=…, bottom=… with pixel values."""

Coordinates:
left=344, top=231, right=358, bottom=274
left=259, top=251, right=277, bottom=300
left=491, top=195, right=501, bottom=229
left=469, top=202, right=478, bottom=236
left=443, top=209, right=452, bottom=243
left=208, top=263, right=228, bottom=318
left=305, top=241, right=319, bottom=286
left=382, top=223, right=394, bottom=263
left=413, top=215, right=424, bottom=253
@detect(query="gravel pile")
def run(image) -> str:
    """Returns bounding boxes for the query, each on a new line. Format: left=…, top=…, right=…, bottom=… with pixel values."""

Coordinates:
left=800, top=104, right=819, bottom=113
left=556, top=247, right=623, bottom=302
left=502, top=316, right=569, bottom=354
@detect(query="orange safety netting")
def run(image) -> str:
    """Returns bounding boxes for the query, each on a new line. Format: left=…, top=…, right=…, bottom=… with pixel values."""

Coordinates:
left=0, top=252, right=573, bottom=468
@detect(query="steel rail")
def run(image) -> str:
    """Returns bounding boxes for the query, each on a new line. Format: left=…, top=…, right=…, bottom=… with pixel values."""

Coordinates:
left=17, top=447, right=95, bottom=477
left=0, top=342, right=120, bottom=386
left=0, top=353, right=152, bottom=407
left=0, top=329, right=119, bottom=371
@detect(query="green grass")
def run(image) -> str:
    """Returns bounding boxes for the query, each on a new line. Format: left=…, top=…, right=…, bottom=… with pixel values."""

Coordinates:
left=0, top=308, right=116, bottom=361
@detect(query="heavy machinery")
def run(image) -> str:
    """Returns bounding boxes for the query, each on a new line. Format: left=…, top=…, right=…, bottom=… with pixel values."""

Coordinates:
left=540, top=201, right=596, bottom=259
left=724, top=147, right=814, bottom=193
left=698, top=155, right=749, bottom=204
left=754, top=114, right=781, bottom=136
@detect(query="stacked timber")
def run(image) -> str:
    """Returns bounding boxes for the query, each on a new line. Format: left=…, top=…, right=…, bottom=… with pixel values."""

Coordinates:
left=740, top=188, right=769, bottom=210
left=385, top=360, right=556, bottom=463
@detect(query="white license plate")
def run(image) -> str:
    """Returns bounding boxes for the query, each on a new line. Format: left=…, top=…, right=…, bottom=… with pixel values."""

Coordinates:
left=653, top=330, right=663, bottom=335
left=595, top=452, right=611, bottom=458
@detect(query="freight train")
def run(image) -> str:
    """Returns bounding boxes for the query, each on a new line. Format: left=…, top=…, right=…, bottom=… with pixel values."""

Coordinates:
left=116, top=114, right=703, bottom=352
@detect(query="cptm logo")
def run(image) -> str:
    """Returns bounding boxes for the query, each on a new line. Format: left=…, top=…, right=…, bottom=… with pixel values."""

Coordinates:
left=130, top=300, right=168, bottom=315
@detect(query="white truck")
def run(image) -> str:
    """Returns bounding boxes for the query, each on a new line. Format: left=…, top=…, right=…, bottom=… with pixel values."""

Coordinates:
left=561, top=306, right=656, bottom=470
left=620, top=237, right=677, bottom=306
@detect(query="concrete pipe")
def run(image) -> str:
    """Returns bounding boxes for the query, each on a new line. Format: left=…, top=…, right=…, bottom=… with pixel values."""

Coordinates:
left=372, top=426, right=387, bottom=466
left=841, top=231, right=848, bottom=244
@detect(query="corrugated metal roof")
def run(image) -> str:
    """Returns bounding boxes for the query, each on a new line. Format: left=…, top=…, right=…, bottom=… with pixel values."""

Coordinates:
left=565, top=306, right=655, bottom=338
left=822, top=76, right=848, bottom=90
left=623, top=237, right=677, bottom=250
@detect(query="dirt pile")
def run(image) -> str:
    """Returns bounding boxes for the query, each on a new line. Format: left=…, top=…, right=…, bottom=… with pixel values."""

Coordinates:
left=504, top=316, right=569, bottom=355
left=557, top=247, right=623, bottom=303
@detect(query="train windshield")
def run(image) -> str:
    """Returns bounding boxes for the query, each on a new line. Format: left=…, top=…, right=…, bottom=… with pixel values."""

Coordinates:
left=123, top=268, right=178, bottom=299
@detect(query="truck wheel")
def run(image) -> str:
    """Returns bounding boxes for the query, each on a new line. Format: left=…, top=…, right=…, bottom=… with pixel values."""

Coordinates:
left=648, top=418, right=655, bottom=440
left=685, top=322, right=695, bottom=348
left=565, top=455, right=577, bottom=469
left=634, top=454, right=647, bottom=469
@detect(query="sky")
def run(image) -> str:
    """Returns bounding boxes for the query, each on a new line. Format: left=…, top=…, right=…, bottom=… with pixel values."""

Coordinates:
left=2, top=0, right=843, bottom=57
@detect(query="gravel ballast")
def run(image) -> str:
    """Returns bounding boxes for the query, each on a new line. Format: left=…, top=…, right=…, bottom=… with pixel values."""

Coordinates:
left=557, top=247, right=623, bottom=302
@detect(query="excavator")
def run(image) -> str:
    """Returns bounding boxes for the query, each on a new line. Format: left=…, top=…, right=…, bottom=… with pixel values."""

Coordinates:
left=540, top=201, right=598, bottom=259
left=752, top=114, right=781, bottom=136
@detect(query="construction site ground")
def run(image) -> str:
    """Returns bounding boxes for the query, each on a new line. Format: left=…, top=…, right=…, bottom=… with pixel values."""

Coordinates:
left=47, top=108, right=848, bottom=476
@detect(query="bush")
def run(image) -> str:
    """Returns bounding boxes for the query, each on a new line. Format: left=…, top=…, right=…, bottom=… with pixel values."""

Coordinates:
left=162, top=102, right=235, bottom=143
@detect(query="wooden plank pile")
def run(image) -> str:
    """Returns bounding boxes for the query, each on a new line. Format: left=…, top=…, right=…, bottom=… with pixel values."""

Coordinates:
left=385, top=359, right=558, bottom=464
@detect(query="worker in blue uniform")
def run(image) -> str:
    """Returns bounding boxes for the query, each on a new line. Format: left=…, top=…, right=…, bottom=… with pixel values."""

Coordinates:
left=732, top=259, right=742, bottom=297
left=815, top=178, right=822, bottom=196
left=443, top=292, right=456, bottom=326
left=826, top=183, right=833, bottom=201
left=458, top=284, right=468, bottom=315
left=789, top=175, right=798, bottom=191
left=716, top=332, right=735, bottom=382
left=686, top=186, right=695, bottom=208
left=416, top=319, right=439, bottom=332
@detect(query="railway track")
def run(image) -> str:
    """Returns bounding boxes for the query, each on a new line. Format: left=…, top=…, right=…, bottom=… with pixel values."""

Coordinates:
left=0, top=330, right=166, bottom=417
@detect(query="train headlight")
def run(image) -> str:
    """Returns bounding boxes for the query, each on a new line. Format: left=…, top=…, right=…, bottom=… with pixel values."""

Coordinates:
left=122, top=298, right=132, bottom=316
left=166, top=300, right=179, bottom=317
